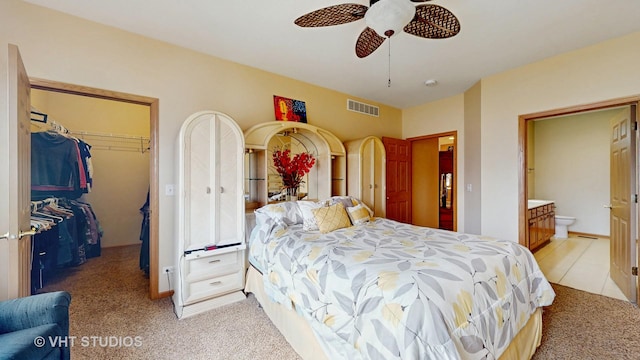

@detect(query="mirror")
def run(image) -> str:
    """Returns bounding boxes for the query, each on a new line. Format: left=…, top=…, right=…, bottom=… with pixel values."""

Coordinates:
left=266, top=131, right=318, bottom=202
left=440, top=173, right=453, bottom=209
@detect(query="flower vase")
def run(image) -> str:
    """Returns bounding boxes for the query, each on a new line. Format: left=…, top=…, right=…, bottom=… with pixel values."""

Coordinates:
left=285, top=186, right=298, bottom=201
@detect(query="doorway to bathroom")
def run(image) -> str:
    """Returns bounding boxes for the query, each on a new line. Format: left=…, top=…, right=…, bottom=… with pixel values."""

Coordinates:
left=518, top=96, right=640, bottom=304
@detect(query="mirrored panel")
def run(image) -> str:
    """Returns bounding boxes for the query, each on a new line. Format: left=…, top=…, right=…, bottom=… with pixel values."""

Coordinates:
left=266, top=130, right=318, bottom=202
left=440, top=173, right=453, bottom=209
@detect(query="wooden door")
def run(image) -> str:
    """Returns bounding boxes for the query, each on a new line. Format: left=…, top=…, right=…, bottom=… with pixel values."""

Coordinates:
left=610, top=106, right=637, bottom=302
left=0, top=44, right=32, bottom=299
left=382, top=137, right=411, bottom=223
left=411, top=138, right=439, bottom=227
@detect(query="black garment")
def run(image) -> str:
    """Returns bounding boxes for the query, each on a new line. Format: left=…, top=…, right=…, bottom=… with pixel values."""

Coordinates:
left=31, top=132, right=79, bottom=193
left=139, top=190, right=150, bottom=277
left=32, top=226, right=60, bottom=293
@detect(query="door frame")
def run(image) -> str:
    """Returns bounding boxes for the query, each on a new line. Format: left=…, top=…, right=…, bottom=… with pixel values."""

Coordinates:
left=518, top=95, right=640, bottom=302
left=29, top=78, right=163, bottom=300
left=408, top=131, right=458, bottom=231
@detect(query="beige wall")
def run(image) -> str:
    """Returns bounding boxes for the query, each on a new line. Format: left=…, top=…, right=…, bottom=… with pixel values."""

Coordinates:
left=403, top=93, right=467, bottom=231
left=532, top=109, right=619, bottom=236
left=31, top=89, right=150, bottom=248
left=0, top=0, right=402, bottom=293
left=481, top=31, right=640, bottom=241
left=463, top=81, right=481, bottom=234
left=404, top=30, right=640, bottom=241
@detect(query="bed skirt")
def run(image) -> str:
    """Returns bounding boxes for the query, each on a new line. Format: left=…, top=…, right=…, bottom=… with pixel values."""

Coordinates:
left=245, top=265, right=543, bottom=360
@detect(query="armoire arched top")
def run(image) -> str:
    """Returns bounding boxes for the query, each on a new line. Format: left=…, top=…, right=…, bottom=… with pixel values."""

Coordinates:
left=244, top=121, right=346, bottom=206
left=244, top=121, right=346, bottom=156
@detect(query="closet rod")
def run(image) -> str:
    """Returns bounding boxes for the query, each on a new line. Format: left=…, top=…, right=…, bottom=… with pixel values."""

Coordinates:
left=68, top=130, right=150, bottom=142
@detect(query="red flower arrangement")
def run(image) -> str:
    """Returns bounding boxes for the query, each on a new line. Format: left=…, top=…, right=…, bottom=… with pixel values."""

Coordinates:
left=272, top=147, right=316, bottom=190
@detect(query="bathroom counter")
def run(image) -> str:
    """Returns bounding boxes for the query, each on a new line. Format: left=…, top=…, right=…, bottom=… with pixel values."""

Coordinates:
left=527, top=200, right=555, bottom=252
left=527, top=199, right=554, bottom=209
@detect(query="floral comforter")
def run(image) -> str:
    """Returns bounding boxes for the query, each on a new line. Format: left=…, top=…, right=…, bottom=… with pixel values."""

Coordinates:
left=249, top=217, right=555, bottom=360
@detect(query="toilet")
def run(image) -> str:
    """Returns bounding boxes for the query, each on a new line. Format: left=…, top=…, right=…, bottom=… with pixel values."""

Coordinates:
left=554, top=215, right=576, bottom=239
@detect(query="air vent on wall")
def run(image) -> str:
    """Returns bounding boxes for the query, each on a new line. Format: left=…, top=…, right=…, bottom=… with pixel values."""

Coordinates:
left=347, top=99, right=379, bottom=117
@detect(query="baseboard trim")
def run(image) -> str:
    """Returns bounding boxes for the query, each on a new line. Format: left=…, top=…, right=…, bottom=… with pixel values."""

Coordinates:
left=158, top=290, right=174, bottom=299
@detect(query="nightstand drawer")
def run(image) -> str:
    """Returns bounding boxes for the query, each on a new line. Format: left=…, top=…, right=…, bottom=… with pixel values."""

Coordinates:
left=185, top=250, right=242, bottom=281
left=183, top=270, right=243, bottom=304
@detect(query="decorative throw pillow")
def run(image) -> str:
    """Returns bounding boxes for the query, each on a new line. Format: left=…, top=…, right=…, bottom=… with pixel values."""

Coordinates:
left=346, top=204, right=371, bottom=225
left=326, top=195, right=358, bottom=209
left=311, top=203, right=351, bottom=233
left=297, top=200, right=323, bottom=231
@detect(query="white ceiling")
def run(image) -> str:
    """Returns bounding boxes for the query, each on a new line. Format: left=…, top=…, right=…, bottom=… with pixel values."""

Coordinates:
left=23, top=0, right=640, bottom=109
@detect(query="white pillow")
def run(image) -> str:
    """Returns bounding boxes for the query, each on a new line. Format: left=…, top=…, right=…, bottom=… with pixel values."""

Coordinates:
left=297, top=201, right=323, bottom=231
left=254, top=201, right=302, bottom=226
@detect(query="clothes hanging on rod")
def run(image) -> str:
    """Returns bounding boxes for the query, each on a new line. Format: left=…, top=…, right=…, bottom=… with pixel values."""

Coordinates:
left=31, top=131, right=93, bottom=199
left=30, top=197, right=103, bottom=294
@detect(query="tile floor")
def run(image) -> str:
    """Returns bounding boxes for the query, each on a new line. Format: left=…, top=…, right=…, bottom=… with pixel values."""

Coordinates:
left=533, top=234, right=627, bottom=301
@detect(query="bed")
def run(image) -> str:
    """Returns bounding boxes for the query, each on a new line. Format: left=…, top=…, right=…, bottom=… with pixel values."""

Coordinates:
left=245, top=197, right=555, bottom=360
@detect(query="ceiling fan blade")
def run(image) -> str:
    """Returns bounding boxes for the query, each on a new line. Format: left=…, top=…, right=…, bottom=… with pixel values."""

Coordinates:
left=404, top=4, right=461, bottom=39
left=295, top=4, right=368, bottom=27
left=355, top=27, right=386, bottom=58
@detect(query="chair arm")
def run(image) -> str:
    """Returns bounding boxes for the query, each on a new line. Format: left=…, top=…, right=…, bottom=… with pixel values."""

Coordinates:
left=0, top=291, right=71, bottom=335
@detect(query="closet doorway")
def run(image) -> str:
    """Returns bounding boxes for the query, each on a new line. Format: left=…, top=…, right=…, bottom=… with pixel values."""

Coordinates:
left=408, top=131, right=457, bottom=231
left=29, top=78, right=161, bottom=299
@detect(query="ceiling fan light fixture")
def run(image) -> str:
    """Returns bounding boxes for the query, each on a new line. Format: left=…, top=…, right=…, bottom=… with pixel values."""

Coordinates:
left=365, top=0, right=415, bottom=38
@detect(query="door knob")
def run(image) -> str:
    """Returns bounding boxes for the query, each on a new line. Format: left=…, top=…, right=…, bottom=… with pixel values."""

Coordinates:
left=604, top=204, right=613, bottom=209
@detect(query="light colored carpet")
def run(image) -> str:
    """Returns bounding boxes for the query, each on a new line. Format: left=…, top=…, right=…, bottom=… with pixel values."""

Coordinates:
left=40, top=244, right=640, bottom=359
left=40, top=245, right=300, bottom=360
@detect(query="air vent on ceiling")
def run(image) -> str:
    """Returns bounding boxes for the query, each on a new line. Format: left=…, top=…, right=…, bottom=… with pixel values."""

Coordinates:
left=347, top=99, right=379, bottom=117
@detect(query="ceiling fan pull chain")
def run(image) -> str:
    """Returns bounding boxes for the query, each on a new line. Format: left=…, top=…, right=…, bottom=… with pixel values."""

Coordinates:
left=388, top=38, right=391, bottom=87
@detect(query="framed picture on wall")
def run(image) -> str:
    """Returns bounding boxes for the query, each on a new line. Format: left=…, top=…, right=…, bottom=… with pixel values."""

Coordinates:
left=273, top=95, right=307, bottom=123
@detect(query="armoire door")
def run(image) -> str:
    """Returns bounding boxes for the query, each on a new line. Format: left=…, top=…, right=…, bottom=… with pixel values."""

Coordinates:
left=217, top=118, right=241, bottom=246
left=181, top=111, right=245, bottom=250
left=184, top=116, right=214, bottom=250
left=361, top=138, right=375, bottom=210
left=345, top=136, right=386, bottom=217
left=372, top=138, right=385, bottom=217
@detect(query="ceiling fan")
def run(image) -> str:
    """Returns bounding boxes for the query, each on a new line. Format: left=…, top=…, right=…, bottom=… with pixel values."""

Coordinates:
left=294, top=0, right=461, bottom=58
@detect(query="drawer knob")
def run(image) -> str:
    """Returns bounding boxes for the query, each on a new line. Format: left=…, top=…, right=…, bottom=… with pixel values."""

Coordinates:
left=210, top=281, right=222, bottom=286
left=209, top=259, right=221, bottom=263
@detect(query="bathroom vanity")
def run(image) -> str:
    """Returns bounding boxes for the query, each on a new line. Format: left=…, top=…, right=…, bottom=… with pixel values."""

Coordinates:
left=527, top=200, right=555, bottom=251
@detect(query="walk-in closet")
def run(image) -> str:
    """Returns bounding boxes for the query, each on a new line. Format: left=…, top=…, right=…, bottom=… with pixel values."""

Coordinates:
left=30, top=89, right=150, bottom=294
